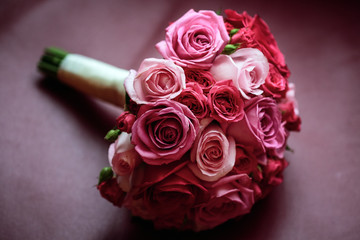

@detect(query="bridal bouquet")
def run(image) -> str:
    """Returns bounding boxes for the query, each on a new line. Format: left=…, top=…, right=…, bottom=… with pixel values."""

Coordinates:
left=38, top=9, right=301, bottom=231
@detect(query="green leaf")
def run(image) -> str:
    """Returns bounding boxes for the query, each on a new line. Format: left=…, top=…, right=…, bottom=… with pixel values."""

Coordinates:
left=98, top=167, right=113, bottom=185
left=37, top=61, right=59, bottom=77
left=229, top=28, right=240, bottom=37
left=286, top=145, right=294, bottom=153
left=222, top=43, right=240, bottom=55
left=104, top=129, right=121, bottom=142
left=45, top=47, right=68, bottom=59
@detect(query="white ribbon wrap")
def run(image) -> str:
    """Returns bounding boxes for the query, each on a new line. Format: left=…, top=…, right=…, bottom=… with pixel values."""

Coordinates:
left=58, top=54, right=129, bottom=108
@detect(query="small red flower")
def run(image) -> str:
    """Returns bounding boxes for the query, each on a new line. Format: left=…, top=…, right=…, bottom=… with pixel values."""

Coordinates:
left=116, top=111, right=136, bottom=133
left=97, top=178, right=125, bottom=207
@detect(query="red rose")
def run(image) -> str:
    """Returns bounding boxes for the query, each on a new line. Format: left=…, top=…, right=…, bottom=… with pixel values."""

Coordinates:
left=224, top=10, right=252, bottom=28
left=191, top=174, right=254, bottom=231
left=230, top=27, right=256, bottom=48
left=278, top=83, right=301, bottom=131
left=224, top=22, right=235, bottom=34
left=251, top=182, right=263, bottom=202
left=260, top=158, right=288, bottom=197
left=279, top=101, right=301, bottom=131
left=184, top=68, right=216, bottom=93
left=97, top=178, right=125, bottom=207
left=231, top=145, right=258, bottom=175
left=208, top=80, right=245, bottom=123
left=127, top=98, right=140, bottom=115
left=125, top=162, right=208, bottom=229
left=224, top=9, right=291, bottom=79
left=175, top=82, right=209, bottom=119
left=261, top=63, right=288, bottom=99
left=116, top=111, right=136, bottom=133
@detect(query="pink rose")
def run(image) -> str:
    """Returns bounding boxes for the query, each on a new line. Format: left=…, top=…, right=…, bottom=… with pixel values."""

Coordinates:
left=224, top=9, right=290, bottom=79
left=175, top=82, right=209, bottom=119
left=210, top=48, right=269, bottom=99
left=156, top=9, right=229, bottom=69
left=108, top=132, right=141, bottom=176
left=124, top=58, right=185, bottom=104
left=191, top=174, right=254, bottom=231
left=116, top=111, right=136, bottom=133
left=227, top=119, right=265, bottom=164
left=208, top=79, right=245, bottom=123
left=189, top=122, right=236, bottom=182
left=245, top=97, right=286, bottom=150
left=261, top=63, right=288, bottom=99
left=227, top=97, right=286, bottom=164
left=131, top=100, right=199, bottom=165
left=184, top=68, right=216, bottom=93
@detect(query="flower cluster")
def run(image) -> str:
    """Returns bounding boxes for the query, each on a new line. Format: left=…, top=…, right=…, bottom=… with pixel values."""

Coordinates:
left=98, top=9, right=301, bottom=231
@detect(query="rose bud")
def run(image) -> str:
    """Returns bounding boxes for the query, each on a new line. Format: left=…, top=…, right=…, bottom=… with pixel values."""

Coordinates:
left=116, top=111, right=136, bottom=133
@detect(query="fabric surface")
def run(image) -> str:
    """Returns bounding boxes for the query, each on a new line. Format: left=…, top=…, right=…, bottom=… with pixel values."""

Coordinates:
left=0, top=0, right=359, bottom=239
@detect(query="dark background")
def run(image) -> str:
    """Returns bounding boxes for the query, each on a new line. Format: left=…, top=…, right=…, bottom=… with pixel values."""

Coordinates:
left=1, top=0, right=359, bottom=239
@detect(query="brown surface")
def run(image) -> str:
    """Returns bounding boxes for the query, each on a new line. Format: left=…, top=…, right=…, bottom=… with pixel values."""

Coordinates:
left=1, top=0, right=360, bottom=239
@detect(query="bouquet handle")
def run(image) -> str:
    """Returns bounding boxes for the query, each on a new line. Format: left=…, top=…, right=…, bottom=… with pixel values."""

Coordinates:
left=38, top=47, right=129, bottom=108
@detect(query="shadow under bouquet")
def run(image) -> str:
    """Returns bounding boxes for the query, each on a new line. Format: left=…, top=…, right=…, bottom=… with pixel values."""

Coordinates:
left=38, top=9, right=301, bottom=231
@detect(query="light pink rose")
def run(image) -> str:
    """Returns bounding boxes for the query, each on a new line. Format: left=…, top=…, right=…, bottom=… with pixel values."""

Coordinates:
left=156, top=9, right=229, bottom=69
left=124, top=58, right=185, bottom=104
left=131, top=100, right=199, bottom=165
left=189, top=122, right=236, bottom=182
left=210, top=48, right=269, bottom=99
left=108, top=132, right=141, bottom=177
left=191, top=173, right=254, bottom=231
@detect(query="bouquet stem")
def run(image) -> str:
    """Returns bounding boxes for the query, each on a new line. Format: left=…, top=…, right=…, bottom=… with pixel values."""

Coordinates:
left=38, top=47, right=129, bottom=108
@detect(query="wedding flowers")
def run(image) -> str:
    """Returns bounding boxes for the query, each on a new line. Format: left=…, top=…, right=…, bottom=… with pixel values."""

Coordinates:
left=124, top=58, right=186, bottom=104
left=131, top=100, right=199, bottom=165
left=156, top=9, right=229, bottom=69
left=189, top=122, right=236, bottom=182
left=210, top=48, right=269, bottom=99
left=42, top=8, right=301, bottom=231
